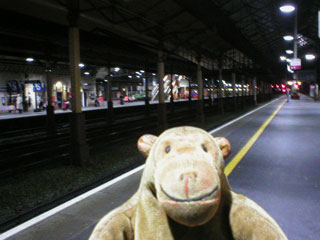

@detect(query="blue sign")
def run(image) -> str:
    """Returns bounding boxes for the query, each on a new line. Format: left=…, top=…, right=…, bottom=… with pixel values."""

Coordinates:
left=33, top=83, right=45, bottom=92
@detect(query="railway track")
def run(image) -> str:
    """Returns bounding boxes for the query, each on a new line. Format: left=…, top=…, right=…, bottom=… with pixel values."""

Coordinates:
left=0, top=96, right=269, bottom=177
left=0, top=100, right=195, bottom=177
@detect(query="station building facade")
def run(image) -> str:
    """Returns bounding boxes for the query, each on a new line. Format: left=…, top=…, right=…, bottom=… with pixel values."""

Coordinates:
left=0, top=72, right=96, bottom=111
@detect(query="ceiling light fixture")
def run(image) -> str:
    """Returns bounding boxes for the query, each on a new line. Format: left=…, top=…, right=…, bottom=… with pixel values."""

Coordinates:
left=280, top=56, right=287, bottom=61
left=305, top=54, right=315, bottom=60
left=279, top=5, right=295, bottom=13
left=283, top=35, right=294, bottom=41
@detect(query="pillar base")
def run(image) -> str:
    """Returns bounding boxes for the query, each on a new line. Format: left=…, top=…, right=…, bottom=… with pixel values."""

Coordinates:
left=188, top=97, right=192, bottom=110
left=46, top=105, right=56, bottom=136
left=233, top=97, right=237, bottom=111
left=70, top=112, right=89, bottom=166
left=145, top=100, right=150, bottom=118
left=219, top=98, right=224, bottom=115
left=242, top=96, right=246, bottom=109
left=170, top=100, right=175, bottom=113
left=197, top=100, right=205, bottom=125
left=208, top=97, right=212, bottom=107
left=107, top=101, right=113, bottom=125
left=158, top=103, right=167, bottom=133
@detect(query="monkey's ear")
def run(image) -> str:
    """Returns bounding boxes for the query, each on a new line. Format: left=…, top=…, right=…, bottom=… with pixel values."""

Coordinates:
left=137, top=134, right=158, bottom=157
left=215, top=137, right=231, bottom=159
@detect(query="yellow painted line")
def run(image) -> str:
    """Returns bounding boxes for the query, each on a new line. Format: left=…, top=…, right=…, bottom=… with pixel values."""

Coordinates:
left=224, top=99, right=287, bottom=176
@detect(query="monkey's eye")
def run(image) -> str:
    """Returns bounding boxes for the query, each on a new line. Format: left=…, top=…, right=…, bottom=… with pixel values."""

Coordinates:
left=165, top=145, right=171, bottom=153
left=201, top=144, right=208, bottom=152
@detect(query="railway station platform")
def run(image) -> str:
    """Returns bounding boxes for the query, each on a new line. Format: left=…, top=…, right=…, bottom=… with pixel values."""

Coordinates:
left=1, top=95, right=319, bottom=240
left=0, top=99, right=190, bottom=120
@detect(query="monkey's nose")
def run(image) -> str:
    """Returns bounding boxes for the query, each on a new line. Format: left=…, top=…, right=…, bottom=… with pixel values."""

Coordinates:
left=179, top=172, right=198, bottom=198
left=179, top=171, right=198, bottom=181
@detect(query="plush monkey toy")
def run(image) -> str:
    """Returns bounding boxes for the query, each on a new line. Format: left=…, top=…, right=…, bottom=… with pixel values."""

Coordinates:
left=89, top=126, right=287, bottom=240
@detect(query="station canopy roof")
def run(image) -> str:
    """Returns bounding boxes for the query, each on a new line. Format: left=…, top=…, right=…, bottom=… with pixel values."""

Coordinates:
left=0, top=0, right=319, bottom=77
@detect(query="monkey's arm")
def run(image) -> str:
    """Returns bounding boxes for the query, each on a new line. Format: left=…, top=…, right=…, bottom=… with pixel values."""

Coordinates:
left=89, top=209, right=134, bottom=240
left=230, top=192, right=287, bottom=240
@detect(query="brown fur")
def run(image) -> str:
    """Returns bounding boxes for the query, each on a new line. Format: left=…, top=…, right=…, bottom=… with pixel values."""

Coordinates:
left=89, top=126, right=287, bottom=240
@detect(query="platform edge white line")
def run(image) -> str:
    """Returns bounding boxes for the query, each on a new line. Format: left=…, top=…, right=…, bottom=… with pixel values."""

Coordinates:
left=0, top=97, right=282, bottom=239
left=0, top=165, right=145, bottom=240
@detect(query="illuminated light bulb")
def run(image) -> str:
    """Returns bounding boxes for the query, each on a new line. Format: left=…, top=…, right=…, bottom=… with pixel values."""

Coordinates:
left=305, top=54, right=315, bottom=60
left=279, top=5, right=295, bottom=13
left=283, top=35, right=294, bottom=41
left=280, top=56, right=287, bottom=61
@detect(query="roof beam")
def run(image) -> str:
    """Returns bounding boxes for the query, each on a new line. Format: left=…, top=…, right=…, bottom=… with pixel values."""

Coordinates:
left=172, top=0, right=275, bottom=72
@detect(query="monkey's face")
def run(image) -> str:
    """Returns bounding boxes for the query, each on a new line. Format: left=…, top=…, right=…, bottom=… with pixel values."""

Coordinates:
left=152, top=129, right=229, bottom=227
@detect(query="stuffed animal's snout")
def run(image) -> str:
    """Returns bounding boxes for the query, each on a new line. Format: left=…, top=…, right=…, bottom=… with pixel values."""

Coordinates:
left=157, top=164, right=222, bottom=227
left=179, top=171, right=198, bottom=198
left=179, top=171, right=197, bottom=181
left=157, top=160, right=220, bottom=202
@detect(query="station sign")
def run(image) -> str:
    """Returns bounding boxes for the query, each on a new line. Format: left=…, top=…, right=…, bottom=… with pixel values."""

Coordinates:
left=33, top=82, right=46, bottom=92
left=290, top=58, right=301, bottom=70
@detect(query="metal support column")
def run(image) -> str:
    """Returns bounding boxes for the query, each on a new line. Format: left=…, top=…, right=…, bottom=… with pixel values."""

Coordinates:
left=218, top=63, right=224, bottom=115
left=208, top=78, right=212, bottom=106
left=95, top=80, right=99, bottom=98
left=259, top=81, right=263, bottom=101
left=103, top=81, right=108, bottom=100
left=241, top=77, right=245, bottom=108
left=158, top=49, right=167, bottom=132
left=145, top=73, right=150, bottom=117
left=188, top=77, right=192, bottom=110
left=170, top=74, right=174, bottom=104
left=68, top=0, right=89, bottom=166
left=197, top=63, right=205, bottom=124
left=261, top=81, right=265, bottom=100
left=107, top=71, right=113, bottom=125
left=249, top=78, right=254, bottom=105
left=170, top=73, right=174, bottom=112
left=293, top=9, right=298, bottom=60
left=211, top=78, right=215, bottom=103
left=45, top=62, right=56, bottom=136
left=253, top=77, right=257, bottom=105
left=232, top=72, right=236, bottom=111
